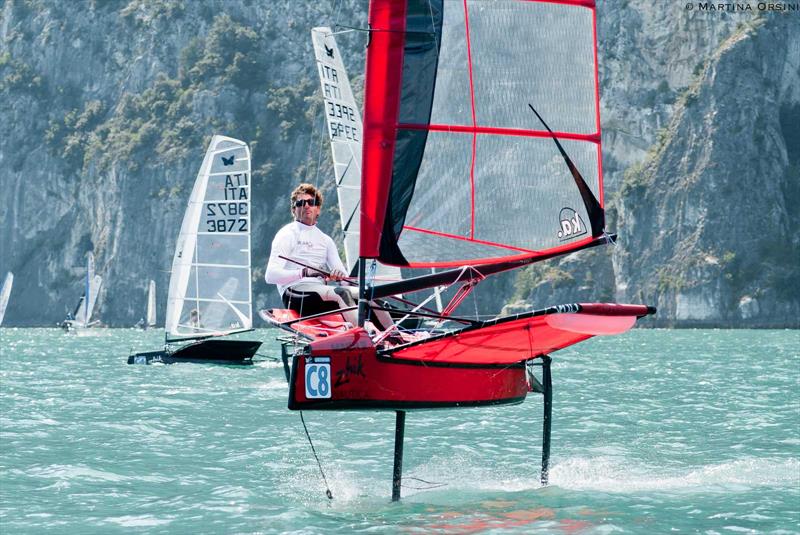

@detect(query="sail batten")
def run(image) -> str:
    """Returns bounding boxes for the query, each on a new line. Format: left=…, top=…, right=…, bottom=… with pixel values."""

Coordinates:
left=398, top=123, right=600, bottom=142
left=362, top=0, right=604, bottom=268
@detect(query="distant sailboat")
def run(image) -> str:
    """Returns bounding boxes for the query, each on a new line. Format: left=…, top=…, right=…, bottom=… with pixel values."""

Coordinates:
left=135, top=280, right=157, bottom=330
left=146, top=279, right=156, bottom=329
left=128, top=136, right=261, bottom=364
left=0, top=272, right=13, bottom=326
left=62, top=253, right=103, bottom=334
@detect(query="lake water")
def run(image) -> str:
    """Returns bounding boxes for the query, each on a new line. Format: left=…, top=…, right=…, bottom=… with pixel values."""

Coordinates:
left=1, top=328, right=798, bottom=533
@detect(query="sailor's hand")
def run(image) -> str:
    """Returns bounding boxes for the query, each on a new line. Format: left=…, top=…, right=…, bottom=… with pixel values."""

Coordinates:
left=302, top=267, right=324, bottom=279
left=327, top=269, right=347, bottom=282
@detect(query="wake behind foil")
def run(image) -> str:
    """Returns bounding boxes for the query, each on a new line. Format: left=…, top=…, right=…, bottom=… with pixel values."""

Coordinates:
left=263, top=1, right=656, bottom=501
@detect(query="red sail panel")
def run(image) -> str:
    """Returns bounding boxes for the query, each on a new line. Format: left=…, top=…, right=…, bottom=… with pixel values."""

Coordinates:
left=361, top=0, right=602, bottom=268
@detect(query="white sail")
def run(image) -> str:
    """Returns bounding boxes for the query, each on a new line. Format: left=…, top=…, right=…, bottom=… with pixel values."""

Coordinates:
left=165, top=135, right=253, bottom=341
left=84, top=275, right=103, bottom=326
left=0, top=272, right=13, bottom=326
left=312, top=27, right=402, bottom=284
left=146, top=279, right=156, bottom=328
left=73, top=253, right=102, bottom=327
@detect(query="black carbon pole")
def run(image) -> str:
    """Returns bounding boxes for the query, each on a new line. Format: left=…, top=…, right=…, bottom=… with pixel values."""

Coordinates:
left=541, top=355, right=552, bottom=485
left=392, top=410, right=406, bottom=501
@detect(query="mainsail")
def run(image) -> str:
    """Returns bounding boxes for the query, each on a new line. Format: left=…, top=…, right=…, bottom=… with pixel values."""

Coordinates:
left=146, top=279, right=156, bottom=328
left=311, top=26, right=402, bottom=284
left=0, top=272, right=13, bottom=326
left=74, top=253, right=102, bottom=327
left=362, top=0, right=604, bottom=269
left=165, top=135, right=253, bottom=342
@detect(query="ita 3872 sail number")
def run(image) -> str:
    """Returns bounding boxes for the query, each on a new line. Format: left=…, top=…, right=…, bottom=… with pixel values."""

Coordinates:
left=305, top=357, right=331, bottom=399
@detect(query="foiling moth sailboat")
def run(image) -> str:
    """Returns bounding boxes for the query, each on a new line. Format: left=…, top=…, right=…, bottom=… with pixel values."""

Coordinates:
left=128, top=136, right=261, bottom=365
left=62, top=252, right=103, bottom=334
left=0, top=272, right=13, bottom=326
left=262, top=0, right=655, bottom=500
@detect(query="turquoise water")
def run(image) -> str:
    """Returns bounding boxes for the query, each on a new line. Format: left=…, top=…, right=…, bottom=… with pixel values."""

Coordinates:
left=1, top=328, right=798, bottom=533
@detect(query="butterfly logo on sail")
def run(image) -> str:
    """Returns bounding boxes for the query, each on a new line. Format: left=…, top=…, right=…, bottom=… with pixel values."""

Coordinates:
left=324, top=42, right=334, bottom=58
left=557, top=207, right=587, bottom=241
left=221, top=155, right=235, bottom=166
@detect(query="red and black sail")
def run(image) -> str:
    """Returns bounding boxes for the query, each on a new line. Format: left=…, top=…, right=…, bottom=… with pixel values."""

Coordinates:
left=361, top=0, right=604, bottom=269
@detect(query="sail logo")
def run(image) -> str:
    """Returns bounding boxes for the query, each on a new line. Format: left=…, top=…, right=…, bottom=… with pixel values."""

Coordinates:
left=557, top=207, right=587, bottom=241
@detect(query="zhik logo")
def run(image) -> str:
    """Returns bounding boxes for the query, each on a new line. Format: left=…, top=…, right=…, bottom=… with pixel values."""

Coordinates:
left=557, top=207, right=587, bottom=241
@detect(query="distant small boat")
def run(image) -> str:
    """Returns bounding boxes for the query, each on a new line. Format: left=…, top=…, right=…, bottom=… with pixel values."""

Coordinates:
left=128, top=136, right=261, bottom=365
left=62, top=253, right=103, bottom=335
left=135, top=280, right=157, bottom=330
left=0, top=272, right=13, bottom=326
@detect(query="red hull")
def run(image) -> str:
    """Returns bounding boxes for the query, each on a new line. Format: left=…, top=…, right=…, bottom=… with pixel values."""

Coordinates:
left=275, top=302, right=655, bottom=411
left=288, top=328, right=529, bottom=410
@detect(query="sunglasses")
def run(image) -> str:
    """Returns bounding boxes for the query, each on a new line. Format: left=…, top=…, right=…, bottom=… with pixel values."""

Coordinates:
left=294, top=198, right=320, bottom=208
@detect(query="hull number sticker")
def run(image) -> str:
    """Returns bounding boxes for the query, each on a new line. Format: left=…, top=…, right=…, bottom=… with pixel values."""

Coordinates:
left=305, top=357, right=331, bottom=399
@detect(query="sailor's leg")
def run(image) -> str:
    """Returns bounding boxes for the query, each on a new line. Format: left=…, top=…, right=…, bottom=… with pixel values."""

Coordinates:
left=341, top=286, right=393, bottom=331
left=290, top=282, right=358, bottom=326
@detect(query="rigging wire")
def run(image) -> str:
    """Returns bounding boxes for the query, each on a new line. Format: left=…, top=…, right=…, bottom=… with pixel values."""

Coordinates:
left=300, top=411, right=334, bottom=501
left=331, top=0, right=343, bottom=30
left=472, top=280, right=480, bottom=322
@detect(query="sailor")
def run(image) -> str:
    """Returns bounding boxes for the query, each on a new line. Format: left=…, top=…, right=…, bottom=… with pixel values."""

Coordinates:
left=265, top=183, right=391, bottom=329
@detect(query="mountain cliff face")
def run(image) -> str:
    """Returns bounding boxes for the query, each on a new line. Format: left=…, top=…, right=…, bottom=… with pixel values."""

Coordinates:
left=0, top=0, right=797, bottom=327
left=615, top=14, right=800, bottom=327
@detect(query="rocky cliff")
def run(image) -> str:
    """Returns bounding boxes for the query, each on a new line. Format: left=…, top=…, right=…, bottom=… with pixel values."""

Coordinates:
left=0, top=0, right=797, bottom=327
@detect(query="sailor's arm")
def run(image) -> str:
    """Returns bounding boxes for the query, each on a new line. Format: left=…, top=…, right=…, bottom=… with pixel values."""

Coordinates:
left=325, top=236, right=349, bottom=281
left=265, top=232, right=304, bottom=286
